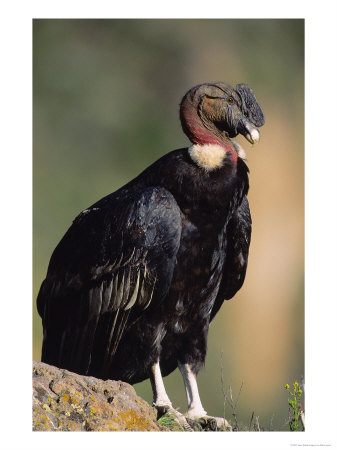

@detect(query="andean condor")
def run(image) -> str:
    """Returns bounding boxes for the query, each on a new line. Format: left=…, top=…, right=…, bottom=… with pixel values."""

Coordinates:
left=37, top=82, right=264, bottom=428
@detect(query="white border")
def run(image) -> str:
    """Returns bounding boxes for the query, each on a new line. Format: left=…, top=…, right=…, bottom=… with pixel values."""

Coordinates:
left=1, top=1, right=337, bottom=449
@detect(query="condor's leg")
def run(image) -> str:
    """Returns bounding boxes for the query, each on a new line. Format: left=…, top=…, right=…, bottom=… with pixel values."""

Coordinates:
left=178, top=361, right=232, bottom=431
left=178, top=362, right=207, bottom=418
left=149, top=360, right=173, bottom=414
left=149, top=360, right=197, bottom=430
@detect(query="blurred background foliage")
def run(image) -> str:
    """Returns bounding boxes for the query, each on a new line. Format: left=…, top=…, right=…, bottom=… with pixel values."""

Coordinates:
left=33, top=19, right=304, bottom=430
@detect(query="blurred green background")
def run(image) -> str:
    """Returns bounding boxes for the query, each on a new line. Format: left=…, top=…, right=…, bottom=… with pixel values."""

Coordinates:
left=33, top=19, right=304, bottom=430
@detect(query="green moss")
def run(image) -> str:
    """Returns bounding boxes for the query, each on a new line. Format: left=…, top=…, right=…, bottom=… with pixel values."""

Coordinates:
left=157, top=411, right=188, bottom=431
left=157, top=412, right=179, bottom=430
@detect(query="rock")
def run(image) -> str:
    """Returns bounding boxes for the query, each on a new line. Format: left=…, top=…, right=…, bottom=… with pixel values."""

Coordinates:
left=32, top=361, right=167, bottom=431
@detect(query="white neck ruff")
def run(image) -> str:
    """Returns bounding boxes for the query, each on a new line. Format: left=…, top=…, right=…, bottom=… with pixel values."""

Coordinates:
left=188, top=144, right=227, bottom=171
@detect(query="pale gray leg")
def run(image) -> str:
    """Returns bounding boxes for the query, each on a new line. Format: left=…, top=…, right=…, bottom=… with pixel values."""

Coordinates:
left=149, top=361, right=172, bottom=409
left=178, top=362, right=207, bottom=418
left=178, top=361, right=232, bottom=431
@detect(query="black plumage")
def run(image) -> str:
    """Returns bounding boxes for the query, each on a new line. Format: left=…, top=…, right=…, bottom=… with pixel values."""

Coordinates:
left=37, top=82, right=264, bottom=420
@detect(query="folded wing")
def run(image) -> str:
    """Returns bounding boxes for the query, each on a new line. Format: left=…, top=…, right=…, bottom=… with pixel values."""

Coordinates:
left=210, top=195, right=252, bottom=320
left=37, top=186, right=182, bottom=378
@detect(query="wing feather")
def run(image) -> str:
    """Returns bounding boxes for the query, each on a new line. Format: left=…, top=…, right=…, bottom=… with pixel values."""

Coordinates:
left=210, top=195, right=252, bottom=321
left=124, top=270, right=141, bottom=310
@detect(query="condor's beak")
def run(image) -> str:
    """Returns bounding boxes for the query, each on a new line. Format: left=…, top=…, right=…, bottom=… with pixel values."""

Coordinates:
left=240, top=118, right=260, bottom=145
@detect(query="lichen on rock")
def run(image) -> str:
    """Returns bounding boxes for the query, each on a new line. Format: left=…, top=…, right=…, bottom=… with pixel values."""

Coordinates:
left=32, top=361, right=167, bottom=431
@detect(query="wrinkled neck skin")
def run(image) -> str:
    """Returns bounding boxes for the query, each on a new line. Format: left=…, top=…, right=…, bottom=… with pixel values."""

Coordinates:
left=180, top=100, right=238, bottom=165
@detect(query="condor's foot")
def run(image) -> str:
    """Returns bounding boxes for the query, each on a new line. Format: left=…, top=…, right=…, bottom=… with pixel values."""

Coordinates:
left=153, top=401, right=172, bottom=418
left=184, top=414, right=232, bottom=431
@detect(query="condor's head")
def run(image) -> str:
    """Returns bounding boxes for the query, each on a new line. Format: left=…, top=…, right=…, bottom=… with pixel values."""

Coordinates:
left=180, top=82, right=265, bottom=149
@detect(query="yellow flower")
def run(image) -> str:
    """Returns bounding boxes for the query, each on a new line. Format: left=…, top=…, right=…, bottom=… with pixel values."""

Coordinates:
left=284, top=383, right=290, bottom=389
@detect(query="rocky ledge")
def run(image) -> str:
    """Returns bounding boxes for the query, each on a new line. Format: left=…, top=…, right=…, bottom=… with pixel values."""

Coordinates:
left=32, top=361, right=166, bottom=431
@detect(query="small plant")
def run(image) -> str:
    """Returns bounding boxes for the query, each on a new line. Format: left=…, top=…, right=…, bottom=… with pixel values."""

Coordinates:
left=284, top=381, right=304, bottom=431
left=157, top=411, right=177, bottom=429
left=157, top=410, right=188, bottom=431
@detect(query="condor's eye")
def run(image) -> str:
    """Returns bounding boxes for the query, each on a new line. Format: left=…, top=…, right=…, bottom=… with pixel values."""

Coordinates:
left=226, top=96, right=234, bottom=104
